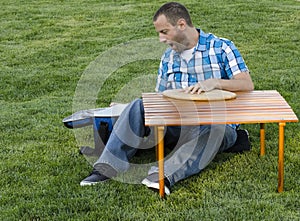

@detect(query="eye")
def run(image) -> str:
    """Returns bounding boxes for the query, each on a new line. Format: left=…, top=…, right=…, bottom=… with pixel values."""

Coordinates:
left=160, top=30, right=168, bottom=35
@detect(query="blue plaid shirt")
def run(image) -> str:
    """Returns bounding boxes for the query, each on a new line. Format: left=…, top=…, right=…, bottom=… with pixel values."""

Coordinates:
left=155, top=29, right=249, bottom=92
left=155, top=29, right=249, bottom=129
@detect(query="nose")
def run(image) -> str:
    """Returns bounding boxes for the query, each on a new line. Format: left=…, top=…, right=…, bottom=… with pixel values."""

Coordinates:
left=159, top=33, right=167, bottom=43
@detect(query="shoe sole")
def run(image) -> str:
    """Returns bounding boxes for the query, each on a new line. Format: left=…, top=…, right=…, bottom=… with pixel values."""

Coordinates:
left=80, top=179, right=109, bottom=187
left=142, top=178, right=170, bottom=195
left=80, top=181, right=98, bottom=186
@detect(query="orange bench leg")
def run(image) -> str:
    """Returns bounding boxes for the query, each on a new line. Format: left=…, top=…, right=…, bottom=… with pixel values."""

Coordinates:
left=278, top=122, right=286, bottom=193
left=260, top=123, right=265, bottom=156
left=157, top=126, right=165, bottom=198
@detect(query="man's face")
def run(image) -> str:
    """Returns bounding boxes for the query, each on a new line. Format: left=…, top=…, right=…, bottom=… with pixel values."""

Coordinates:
left=153, top=14, right=187, bottom=52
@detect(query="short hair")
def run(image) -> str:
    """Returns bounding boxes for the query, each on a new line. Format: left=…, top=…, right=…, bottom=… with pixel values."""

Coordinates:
left=153, top=2, right=193, bottom=27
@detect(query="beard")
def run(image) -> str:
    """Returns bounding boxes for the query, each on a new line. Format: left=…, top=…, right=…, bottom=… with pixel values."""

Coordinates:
left=168, top=41, right=187, bottom=53
left=168, top=30, right=190, bottom=53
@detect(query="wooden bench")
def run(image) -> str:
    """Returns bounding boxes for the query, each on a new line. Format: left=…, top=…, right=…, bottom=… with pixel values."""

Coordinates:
left=142, top=90, right=298, bottom=198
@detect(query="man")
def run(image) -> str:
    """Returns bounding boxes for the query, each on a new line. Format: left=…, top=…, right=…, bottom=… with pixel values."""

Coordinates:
left=80, top=2, right=254, bottom=195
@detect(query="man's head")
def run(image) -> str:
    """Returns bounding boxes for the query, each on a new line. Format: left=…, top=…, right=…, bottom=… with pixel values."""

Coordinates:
left=153, top=2, right=193, bottom=27
left=153, top=2, right=196, bottom=52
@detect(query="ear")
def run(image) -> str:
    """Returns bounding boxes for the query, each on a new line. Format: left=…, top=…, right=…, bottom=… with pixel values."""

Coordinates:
left=177, top=18, right=187, bottom=30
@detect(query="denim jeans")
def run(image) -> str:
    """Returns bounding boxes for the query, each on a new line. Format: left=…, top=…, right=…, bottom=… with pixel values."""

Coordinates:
left=94, top=98, right=237, bottom=186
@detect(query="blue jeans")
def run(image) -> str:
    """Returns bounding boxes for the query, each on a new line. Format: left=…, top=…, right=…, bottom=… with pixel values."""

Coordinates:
left=94, top=99, right=237, bottom=186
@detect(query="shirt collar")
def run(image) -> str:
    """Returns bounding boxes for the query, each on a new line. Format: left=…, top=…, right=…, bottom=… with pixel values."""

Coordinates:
left=195, top=28, right=207, bottom=52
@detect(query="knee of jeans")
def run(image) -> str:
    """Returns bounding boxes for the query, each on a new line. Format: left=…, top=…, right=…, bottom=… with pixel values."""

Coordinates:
left=132, top=98, right=143, bottom=106
left=200, top=125, right=226, bottom=135
left=129, top=98, right=144, bottom=113
left=130, top=98, right=144, bottom=111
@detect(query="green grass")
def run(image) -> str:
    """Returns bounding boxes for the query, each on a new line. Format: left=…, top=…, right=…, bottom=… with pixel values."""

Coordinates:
left=1, top=0, right=299, bottom=220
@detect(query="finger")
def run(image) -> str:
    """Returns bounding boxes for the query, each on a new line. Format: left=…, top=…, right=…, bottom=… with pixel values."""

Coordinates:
left=184, top=86, right=193, bottom=93
left=190, top=85, right=200, bottom=94
left=197, top=88, right=204, bottom=94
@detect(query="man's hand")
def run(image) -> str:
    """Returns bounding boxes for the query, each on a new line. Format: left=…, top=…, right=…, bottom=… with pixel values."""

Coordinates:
left=184, top=72, right=254, bottom=94
left=185, top=79, right=219, bottom=94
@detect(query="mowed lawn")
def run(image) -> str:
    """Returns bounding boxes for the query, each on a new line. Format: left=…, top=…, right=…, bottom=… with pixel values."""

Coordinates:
left=0, top=0, right=299, bottom=220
